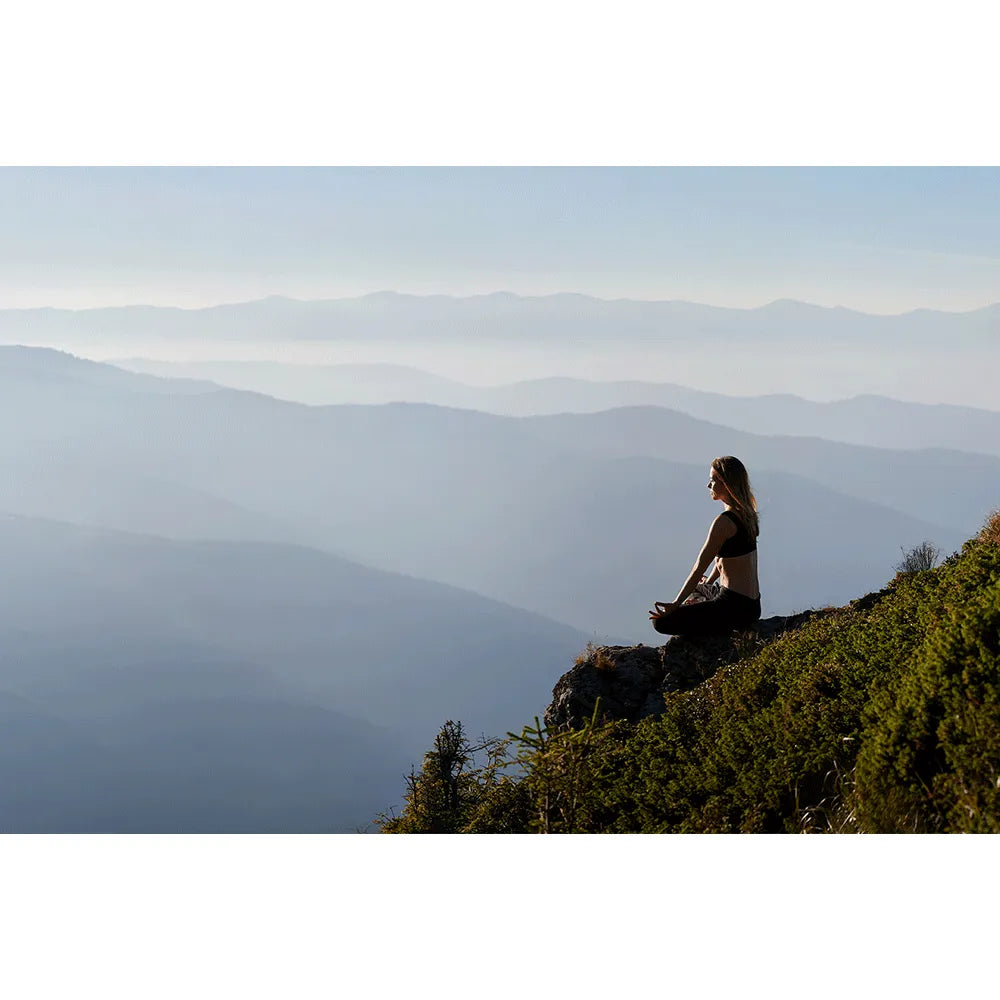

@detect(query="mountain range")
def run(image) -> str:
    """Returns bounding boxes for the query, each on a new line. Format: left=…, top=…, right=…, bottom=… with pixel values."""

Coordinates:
left=7, top=290, right=996, bottom=407
left=0, top=343, right=994, bottom=830
left=113, top=359, right=1000, bottom=458
left=3, top=292, right=998, bottom=347
left=2, top=346, right=986, bottom=631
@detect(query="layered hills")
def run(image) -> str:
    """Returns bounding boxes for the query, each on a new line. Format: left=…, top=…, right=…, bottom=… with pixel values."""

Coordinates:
left=0, top=513, right=587, bottom=832
left=1, top=344, right=994, bottom=831
left=2, top=347, right=985, bottom=641
left=6, top=291, right=997, bottom=406
left=115, top=358, right=1000, bottom=458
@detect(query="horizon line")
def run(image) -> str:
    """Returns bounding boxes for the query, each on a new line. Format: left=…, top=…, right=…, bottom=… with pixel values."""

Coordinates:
left=1, top=291, right=998, bottom=319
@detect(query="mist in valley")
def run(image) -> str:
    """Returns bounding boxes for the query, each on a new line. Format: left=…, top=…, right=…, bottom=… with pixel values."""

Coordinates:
left=2, top=321, right=996, bottom=831
left=5, top=291, right=998, bottom=408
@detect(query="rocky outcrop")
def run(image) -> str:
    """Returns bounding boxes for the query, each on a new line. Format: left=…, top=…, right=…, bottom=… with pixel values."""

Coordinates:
left=545, top=611, right=829, bottom=732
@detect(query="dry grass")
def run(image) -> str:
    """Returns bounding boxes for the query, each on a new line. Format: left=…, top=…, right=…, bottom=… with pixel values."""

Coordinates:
left=981, top=508, right=1000, bottom=548
left=593, top=649, right=615, bottom=671
left=575, top=641, right=615, bottom=671
left=795, top=756, right=861, bottom=834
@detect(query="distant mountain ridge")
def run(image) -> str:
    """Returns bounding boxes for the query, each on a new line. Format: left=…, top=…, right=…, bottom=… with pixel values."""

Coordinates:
left=114, top=358, right=1000, bottom=456
left=6, top=289, right=1000, bottom=316
left=2, top=292, right=997, bottom=347
left=1, top=344, right=218, bottom=395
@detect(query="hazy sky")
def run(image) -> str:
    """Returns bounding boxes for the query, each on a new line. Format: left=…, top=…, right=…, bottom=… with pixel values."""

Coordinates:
left=2, top=166, right=998, bottom=314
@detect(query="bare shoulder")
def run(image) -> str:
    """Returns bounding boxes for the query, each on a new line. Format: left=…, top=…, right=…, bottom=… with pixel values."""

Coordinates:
left=710, top=512, right=737, bottom=538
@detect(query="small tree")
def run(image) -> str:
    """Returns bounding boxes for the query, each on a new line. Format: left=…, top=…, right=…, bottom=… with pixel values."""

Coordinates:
left=510, top=706, right=607, bottom=834
left=377, top=720, right=513, bottom=833
left=895, top=540, right=940, bottom=574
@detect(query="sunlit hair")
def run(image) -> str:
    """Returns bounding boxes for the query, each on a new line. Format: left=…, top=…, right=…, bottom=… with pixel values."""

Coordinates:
left=712, top=456, right=759, bottom=538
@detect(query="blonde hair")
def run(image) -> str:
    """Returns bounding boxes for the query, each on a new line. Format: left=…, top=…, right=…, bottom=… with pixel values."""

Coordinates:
left=712, top=456, right=759, bottom=538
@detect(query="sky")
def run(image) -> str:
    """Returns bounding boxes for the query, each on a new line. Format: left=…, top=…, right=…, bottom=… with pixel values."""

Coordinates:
left=2, top=166, right=999, bottom=314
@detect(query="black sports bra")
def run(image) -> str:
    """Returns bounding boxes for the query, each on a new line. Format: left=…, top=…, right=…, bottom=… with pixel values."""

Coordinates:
left=717, top=510, right=757, bottom=558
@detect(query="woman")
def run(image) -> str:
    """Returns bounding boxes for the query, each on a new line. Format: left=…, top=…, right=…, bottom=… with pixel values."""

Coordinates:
left=649, top=455, right=761, bottom=636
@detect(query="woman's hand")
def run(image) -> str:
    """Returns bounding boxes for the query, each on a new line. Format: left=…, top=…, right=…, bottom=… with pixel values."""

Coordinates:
left=649, top=601, right=678, bottom=621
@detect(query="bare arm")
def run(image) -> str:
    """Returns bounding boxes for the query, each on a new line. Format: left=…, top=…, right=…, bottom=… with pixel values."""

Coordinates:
left=650, top=516, right=736, bottom=621
left=704, top=558, right=721, bottom=586
left=672, top=517, right=735, bottom=604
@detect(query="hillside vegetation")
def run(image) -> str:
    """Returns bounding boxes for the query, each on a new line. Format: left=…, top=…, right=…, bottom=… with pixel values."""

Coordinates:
left=381, top=511, right=1000, bottom=833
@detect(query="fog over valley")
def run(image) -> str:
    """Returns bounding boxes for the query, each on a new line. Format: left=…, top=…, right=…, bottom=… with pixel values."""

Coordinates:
left=1, top=331, right=995, bottom=830
left=0, top=512, right=584, bottom=831
left=3, top=292, right=998, bottom=407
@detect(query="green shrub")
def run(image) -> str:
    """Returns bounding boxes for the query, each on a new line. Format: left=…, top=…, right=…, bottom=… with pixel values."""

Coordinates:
left=854, top=540, right=1000, bottom=832
left=517, top=533, right=1000, bottom=833
left=377, top=721, right=515, bottom=833
left=380, top=526, right=1000, bottom=834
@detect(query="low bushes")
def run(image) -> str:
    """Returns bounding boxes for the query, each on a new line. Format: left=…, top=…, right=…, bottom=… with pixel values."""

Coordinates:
left=383, top=521, right=1000, bottom=833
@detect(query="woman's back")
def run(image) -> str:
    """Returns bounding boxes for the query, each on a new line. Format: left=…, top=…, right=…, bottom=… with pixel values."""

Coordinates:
left=716, top=509, right=759, bottom=600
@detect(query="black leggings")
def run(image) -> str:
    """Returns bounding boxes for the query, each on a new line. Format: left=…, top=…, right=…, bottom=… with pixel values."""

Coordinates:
left=652, top=587, right=761, bottom=637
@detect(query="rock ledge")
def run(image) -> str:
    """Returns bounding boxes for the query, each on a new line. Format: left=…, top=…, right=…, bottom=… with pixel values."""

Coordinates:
left=544, top=610, right=829, bottom=732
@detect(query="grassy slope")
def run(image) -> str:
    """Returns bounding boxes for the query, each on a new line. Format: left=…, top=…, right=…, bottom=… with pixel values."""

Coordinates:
left=461, top=512, right=1000, bottom=834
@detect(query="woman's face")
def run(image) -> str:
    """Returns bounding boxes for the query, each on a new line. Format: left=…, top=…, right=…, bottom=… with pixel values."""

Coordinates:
left=707, top=467, right=730, bottom=502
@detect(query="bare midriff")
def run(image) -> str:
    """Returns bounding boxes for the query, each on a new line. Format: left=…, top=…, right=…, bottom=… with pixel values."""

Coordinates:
left=718, top=549, right=760, bottom=601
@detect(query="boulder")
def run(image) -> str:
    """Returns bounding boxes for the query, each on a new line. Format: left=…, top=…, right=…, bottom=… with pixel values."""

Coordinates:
left=544, top=610, right=828, bottom=732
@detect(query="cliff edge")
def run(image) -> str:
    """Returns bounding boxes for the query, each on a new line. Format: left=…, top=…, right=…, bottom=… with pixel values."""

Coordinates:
left=545, top=608, right=834, bottom=732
